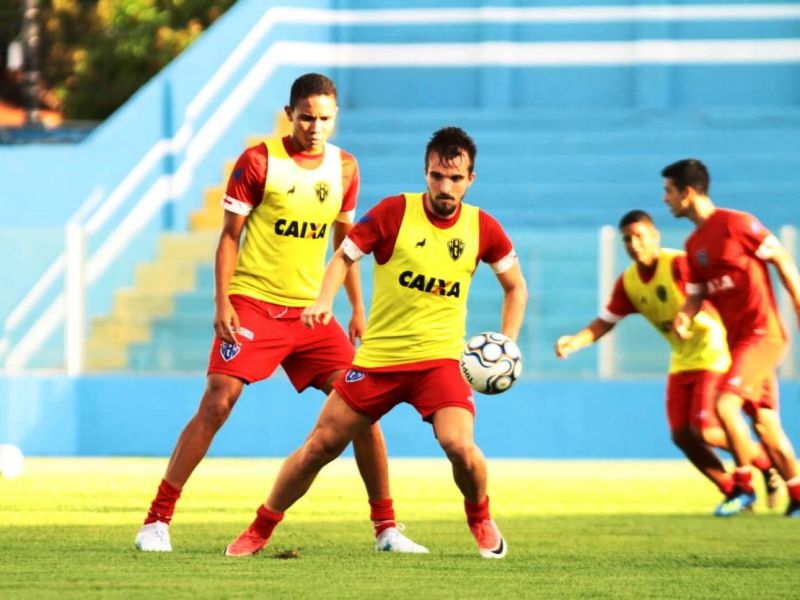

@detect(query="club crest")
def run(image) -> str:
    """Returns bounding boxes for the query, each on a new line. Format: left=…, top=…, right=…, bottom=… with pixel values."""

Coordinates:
left=314, top=181, right=330, bottom=203
left=345, top=369, right=365, bottom=383
left=447, top=238, right=465, bottom=261
left=697, top=248, right=708, bottom=267
left=220, top=341, right=241, bottom=362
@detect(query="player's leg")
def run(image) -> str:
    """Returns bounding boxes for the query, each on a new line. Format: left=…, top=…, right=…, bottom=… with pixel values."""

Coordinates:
left=750, top=391, right=800, bottom=517
left=135, top=373, right=244, bottom=552
left=432, top=406, right=506, bottom=559
left=713, top=340, right=785, bottom=515
left=137, top=296, right=290, bottom=551
left=321, top=370, right=391, bottom=528
left=225, top=390, right=370, bottom=556
left=286, top=319, right=425, bottom=551
left=164, top=373, right=244, bottom=487
left=667, top=372, right=732, bottom=496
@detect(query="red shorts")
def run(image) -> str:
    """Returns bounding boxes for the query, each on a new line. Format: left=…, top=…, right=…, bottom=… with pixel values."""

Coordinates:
left=332, top=359, right=475, bottom=423
left=665, top=370, right=723, bottom=432
left=207, top=294, right=354, bottom=392
left=719, top=336, right=785, bottom=411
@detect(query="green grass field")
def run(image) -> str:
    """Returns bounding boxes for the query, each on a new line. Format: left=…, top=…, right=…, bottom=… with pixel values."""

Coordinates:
left=1, top=458, right=799, bottom=599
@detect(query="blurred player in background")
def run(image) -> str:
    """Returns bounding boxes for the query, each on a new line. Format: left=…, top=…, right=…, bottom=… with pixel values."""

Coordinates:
left=555, top=210, right=780, bottom=510
left=665, top=158, right=800, bottom=518
left=223, top=127, right=527, bottom=558
left=135, top=73, right=424, bottom=552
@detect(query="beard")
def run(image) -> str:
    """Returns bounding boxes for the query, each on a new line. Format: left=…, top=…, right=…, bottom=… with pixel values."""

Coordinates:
left=428, top=192, right=460, bottom=217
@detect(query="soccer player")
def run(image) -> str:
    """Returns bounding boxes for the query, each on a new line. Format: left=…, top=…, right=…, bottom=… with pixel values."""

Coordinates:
left=135, top=73, right=425, bottom=552
left=555, top=210, right=780, bottom=508
left=223, top=126, right=527, bottom=558
left=665, top=158, right=800, bottom=518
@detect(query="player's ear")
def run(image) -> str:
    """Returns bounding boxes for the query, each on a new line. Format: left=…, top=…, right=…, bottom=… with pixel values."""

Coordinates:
left=284, top=105, right=293, bottom=122
left=468, top=171, right=476, bottom=185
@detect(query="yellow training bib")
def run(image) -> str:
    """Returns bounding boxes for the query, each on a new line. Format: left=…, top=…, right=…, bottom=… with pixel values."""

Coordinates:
left=355, top=194, right=480, bottom=367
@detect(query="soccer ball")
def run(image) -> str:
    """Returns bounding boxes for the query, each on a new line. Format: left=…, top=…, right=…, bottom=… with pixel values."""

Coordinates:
left=0, top=444, right=24, bottom=479
left=460, top=332, right=522, bottom=395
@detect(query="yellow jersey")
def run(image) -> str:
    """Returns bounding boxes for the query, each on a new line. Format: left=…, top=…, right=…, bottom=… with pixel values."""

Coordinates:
left=618, top=248, right=730, bottom=374
left=354, top=193, right=481, bottom=367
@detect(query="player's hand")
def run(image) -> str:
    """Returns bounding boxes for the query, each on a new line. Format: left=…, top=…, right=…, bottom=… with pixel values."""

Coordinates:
left=302, top=301, right=333, bottom=328
left=348, top=310, right=366, bottom=345
left=213, top=298, right=240, bottom=344
left=673, top=311, right=694, bottom=340
left=555, top=335, right=575, bottom=359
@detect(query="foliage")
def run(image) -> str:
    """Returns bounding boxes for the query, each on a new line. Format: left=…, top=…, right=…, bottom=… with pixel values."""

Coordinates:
left=4, top=0, right=234, bottom=120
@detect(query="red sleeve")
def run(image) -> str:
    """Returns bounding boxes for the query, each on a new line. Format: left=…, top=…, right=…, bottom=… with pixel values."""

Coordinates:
left=477, top=210, right=513, bottom=264
left=731, top=211, right=771, bottom=256
left=340, top=150, right=359, bottom=213
left=224, top=144, right=267, bottom=208
left=672, top=254, right=690, bottom=295
left=347, top=195, right=406, bottom=264
left=605, top=276, right=637, bottom=318
left=683, top=236, right=702, bottom=285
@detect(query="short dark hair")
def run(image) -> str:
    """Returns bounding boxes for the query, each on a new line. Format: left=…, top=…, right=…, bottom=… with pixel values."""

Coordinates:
left=289, top=73, right=337, bottom=108
left=661, top=159, right=710, bottom=195
left=425, top=127, right=477, bottom=173
left=618, top=209, right=654, bottom=230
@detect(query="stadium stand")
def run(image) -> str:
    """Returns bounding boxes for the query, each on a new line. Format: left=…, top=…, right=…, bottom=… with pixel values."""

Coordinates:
left=3, top=0, right=800, bottom=378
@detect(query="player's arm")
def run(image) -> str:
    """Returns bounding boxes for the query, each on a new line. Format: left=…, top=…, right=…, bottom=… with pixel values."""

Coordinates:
left=333, top=220, right=366, bottom=343
left=213, top=211, right=246, bottom=343
left=495, top=262, right=527, bottom=341
left=758, top=235, right=800, bottom=327
left=674, top=288, right=705, bottom=341
left=555, top=318, right=615, bottom=359
left=302, top=245, right=354, bottom=328
left=557, top=276, right=628, bottom=358
left=214, top=143, right=265, bottom=343
left=673, top=253, right=705, bottom=340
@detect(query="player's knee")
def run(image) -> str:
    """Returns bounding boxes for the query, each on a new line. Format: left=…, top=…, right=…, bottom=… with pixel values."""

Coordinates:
left=198, top=385, right=238, bottom=429
left=439, top=436, right=476, bottom=469
left=302, top=431, right=346, bottom=469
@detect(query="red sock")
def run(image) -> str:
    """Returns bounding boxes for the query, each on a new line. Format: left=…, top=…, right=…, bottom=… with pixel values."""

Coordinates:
left=718, top=476, right=735, bottom=496
left=250, top=505, right=284, bottom=540
left=464, top=496, right=491, bottom=527
left=144, top=479, right=181, bottom=525
left=733, top=468, right=754, bottom=493
left=751, top=446, right=772, bottom=472
left=369, top=498, right=396, bottom=536
left=787, top=477, right=800, bottom=502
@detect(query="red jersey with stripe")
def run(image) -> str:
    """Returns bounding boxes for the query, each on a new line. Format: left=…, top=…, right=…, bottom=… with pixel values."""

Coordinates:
left=684, top=208, right=785, bottom=346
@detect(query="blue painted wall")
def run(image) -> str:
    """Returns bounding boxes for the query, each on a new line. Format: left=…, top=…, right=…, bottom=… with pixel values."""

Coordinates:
left=2, top=375, right=798, bottom=458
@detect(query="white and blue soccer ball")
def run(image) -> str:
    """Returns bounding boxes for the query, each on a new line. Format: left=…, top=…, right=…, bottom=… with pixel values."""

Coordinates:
left=460, top=332, right=522, bottom=395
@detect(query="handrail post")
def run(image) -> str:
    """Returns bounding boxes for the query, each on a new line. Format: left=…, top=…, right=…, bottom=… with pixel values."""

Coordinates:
left=598, top=225, right=616, bottom=378
left=65, top=223, right=85, bottom=376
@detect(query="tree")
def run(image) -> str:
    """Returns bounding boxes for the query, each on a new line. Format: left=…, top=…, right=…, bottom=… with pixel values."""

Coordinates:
left=3, top=0, right=234, bottom=121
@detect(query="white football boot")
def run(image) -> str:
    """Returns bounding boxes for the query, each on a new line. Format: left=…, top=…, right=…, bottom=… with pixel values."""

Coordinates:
left=135, top=521, right=172, bottom=552
left=374, top=525, right=429, bottom=553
